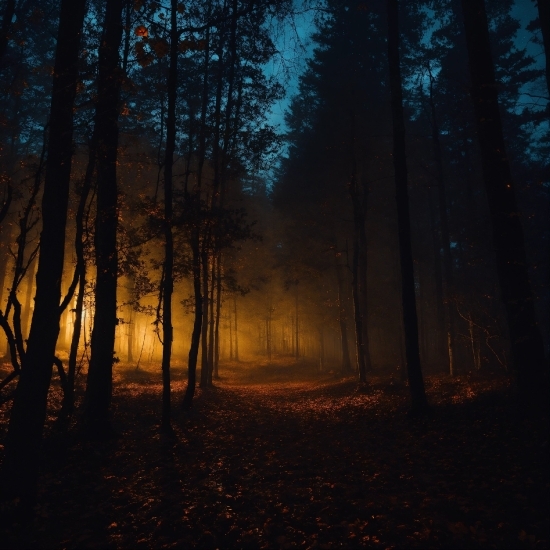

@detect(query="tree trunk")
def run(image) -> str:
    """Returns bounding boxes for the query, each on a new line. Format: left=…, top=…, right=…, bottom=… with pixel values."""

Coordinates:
left=207, top=254, right=215, bottom=385
left=213, top=253, right=222, bottom=378
left=63, top=131, right=96, bottom=415
left=1, top=0, right=87, bottom=505
left=200, top=249, right=209, bottom=387
left=460, top=0, right=548, bottom=407
left=234, top=294, right=239, bottom=361
left=21, top=255, right=37, bottom=340
left=427, top=187, right=446, bottom=368
left=335, top=257, right=353, bottom=373
left=348, top=113, right=371, bottom=381
left=83, top=0, right=125, bottom=435
left=358, top=220, right=372, bottom=373
left=182, top=229, right=202, bottom=410
left=427, top=69, right=456, bottom=376
left=351, top=226, right=367, bottom=381
left=0, top=0, right=15, bottom=65
left=534, top=0, right=550, bottom=97
left=387, top=0, right=428, bottom=413
left=229, top=315, right=233, bottom=360
left=127, top=304, right=134, bottom=363
left=0, top=250, right=9, bottom=354
left=295, top=293, right=299, bottom=359
left=158, top=0, right=178, bottom=432
left=182, top=19, right=210, bottom=410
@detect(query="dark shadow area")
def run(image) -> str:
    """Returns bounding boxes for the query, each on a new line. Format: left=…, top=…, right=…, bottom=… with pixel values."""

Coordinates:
left=1, top=362, right=547, bottom=549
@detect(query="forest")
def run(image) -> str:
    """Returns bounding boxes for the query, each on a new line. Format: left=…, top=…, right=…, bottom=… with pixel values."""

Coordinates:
left=0, top=0, right=548, bottom=547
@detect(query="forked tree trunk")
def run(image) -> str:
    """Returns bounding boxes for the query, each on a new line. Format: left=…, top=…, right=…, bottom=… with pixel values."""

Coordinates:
left=460, top=0, right=548, bottom=407
left=83, top=0, right=125, bottom=435
left=387, top=0, right=428, bottom=413
left=183, top=20, right=210, bottom=409
left=64, top=132, right=96, bottom=415
left=1, top=0, right=87, bottom=504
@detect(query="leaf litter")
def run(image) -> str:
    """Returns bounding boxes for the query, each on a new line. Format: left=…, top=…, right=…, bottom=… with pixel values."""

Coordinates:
left=0, top=359, right=548, bottom=549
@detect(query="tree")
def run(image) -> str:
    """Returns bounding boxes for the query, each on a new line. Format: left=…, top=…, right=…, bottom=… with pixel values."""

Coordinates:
left=0, top=0, right=16, bottom=64
left=83, top=0, right=126, bottom=435
left=386, top=0, right=428, bottom=413
left=0, top=0, right=87, bottom=505
left=459, top=0, right=548, bottom=408
left=159, top=0, right=178, bottom=432
left=534, top=0, right=550, bottom=96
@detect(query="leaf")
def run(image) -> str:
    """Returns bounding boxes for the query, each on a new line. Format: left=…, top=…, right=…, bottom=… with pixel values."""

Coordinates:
left=134, top=25, right=148, bottom=38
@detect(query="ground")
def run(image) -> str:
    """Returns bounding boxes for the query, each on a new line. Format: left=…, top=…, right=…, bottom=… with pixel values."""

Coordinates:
left=0, top=359, right=548, bottom=549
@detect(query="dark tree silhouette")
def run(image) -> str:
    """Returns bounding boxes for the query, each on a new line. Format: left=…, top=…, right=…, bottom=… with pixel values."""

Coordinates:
left=534, top=0, right=550, bottom=96
left=0, top=0, right=87, bottom=505
left=83, top=0, right=125, bottom=435
left=460, top=0, right=548, bottom=408
left=0, top=0, right=15, bottom=64
left=386, top=0, right=428, bottom=414
left=160, top=0, right=178, bottom=432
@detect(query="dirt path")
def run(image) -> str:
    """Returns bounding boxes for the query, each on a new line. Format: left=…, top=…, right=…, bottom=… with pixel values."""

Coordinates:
left=0, top=361, right=548, bottom=548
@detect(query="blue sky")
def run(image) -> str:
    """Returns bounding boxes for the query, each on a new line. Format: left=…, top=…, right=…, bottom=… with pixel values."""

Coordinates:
left=264, top=0, right=547, bottom=135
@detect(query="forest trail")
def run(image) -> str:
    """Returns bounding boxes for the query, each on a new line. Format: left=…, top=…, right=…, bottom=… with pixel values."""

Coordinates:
left=0, top=360, right=548, bottom=549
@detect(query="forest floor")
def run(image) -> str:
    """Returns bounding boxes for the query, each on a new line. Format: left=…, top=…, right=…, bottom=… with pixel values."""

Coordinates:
left=0, top=358, right=548, bottom=549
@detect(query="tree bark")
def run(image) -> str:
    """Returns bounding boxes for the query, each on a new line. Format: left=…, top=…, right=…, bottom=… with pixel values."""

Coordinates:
left=200, top=248, right=210, bottom=387
left=182, top=228, right=202, bottom=410
left=158, top=0, right=178, bottom=432
left=213, top=253, right=222, bottom=378
left=1, top=0, right=87, bottom=504
left=207, top=254, right=215, bottom=385
left=0, top=0, right=15, bottom=64
left=63, top=132, right=96, bottom=415
left=21, top=255, right=37, bottom=340
left=427, top=69, right=456, bottom=376
left=183, top=18, right=210, bottom=406
left=534, top=0, right=550, bottom=97
left=460, top=0, right=548, bottom=407
left=83, top=0, right=125, bottom=435
left=295, top=293, right=299, bottom=359
left=387, top=0, right=428, bottom=413
left=234, top=294, right=239, bottom=361
left=335, top=255, right=353, bottom=373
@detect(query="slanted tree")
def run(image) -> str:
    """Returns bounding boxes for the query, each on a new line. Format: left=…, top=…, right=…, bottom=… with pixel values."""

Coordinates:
left=0, top=0, right=87, bottom=505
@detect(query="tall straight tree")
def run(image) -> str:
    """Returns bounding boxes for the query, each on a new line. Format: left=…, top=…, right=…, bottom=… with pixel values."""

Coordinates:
left=83, top=0, right=125, bottom=434
left=534, top=0, right=549, bottom=96
left=160, top=0, right=178, bottom=432
left=0, top=0, right=87, bottom=504
left=460, top=0, right=548, bottom=407
left=0, top=0, right=16, bottom=64
left=386, top=0, right=428, bottom=413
